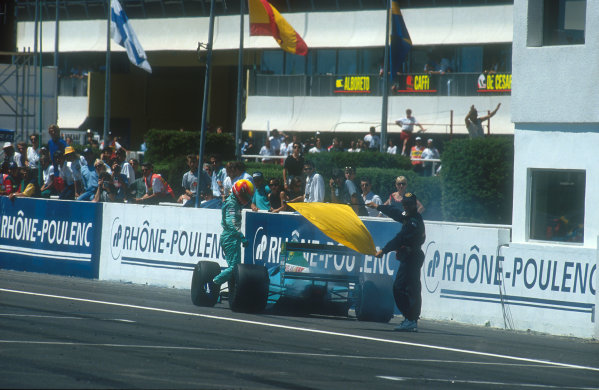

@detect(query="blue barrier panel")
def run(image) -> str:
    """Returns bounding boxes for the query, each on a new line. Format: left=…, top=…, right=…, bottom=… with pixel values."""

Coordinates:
left=0, top=197, right=102, bottom=278
left=245, top=211, right=401, bottom=276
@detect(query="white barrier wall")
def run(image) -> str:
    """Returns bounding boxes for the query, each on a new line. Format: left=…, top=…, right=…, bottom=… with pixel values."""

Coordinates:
left=99, top=204, right=226, bottom=289
left=97, top=203, right=597, bottom=338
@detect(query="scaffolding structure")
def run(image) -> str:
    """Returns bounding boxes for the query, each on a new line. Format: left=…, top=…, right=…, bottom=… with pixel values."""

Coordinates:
left=0, top=52, right=37, bottom=142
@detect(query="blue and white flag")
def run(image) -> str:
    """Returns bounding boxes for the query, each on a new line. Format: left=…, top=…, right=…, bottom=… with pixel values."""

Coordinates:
left=110, top=0, right=152, bottom=73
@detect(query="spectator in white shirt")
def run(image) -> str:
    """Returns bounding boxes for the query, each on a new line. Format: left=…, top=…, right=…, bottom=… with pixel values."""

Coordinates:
left=303, top=160, right=324, bottom=203
left=361, top=177, right=383, bottom=217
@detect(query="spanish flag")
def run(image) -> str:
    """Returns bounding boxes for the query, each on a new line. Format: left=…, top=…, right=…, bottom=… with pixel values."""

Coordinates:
left=249, top=0, right=308, bottom=56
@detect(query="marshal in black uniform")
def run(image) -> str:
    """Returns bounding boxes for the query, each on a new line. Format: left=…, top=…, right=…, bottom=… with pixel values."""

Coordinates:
left=371, top=192, right=426, bottom=332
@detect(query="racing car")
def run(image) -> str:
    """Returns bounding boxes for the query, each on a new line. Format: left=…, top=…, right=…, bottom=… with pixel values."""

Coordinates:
left=190, top=241, right=395, bottom=322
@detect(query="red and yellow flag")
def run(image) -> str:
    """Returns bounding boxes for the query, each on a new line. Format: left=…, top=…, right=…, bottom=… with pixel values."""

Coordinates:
left=248, top=0, right=308, bottom=56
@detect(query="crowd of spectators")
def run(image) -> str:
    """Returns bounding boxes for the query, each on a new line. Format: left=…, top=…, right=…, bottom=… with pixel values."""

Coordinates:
left=0, top=122, right=437, bottom=217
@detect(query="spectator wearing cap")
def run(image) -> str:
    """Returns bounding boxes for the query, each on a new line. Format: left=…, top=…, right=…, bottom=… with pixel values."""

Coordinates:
left=303, top=160, right=324, bottom=203
left=410, top=137, right=425, bottom=175
left=78, top=148, right=100, bottom=201
left=250, top=172, right=271, bottom=211
left=135, top=162, right=175, bottom=204
left=2, top=142, right=16, bottom=165
left=47, top=124, right=67, bottom=164
left=421, top=138, right=441, bottom=176
left=27, top=134, right=41, bottom=169
left=65, top=146, right=83, bottom=198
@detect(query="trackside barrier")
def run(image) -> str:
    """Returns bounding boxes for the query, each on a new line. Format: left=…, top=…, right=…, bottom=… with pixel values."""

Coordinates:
left=99, top=203, right=226, bottom=289
left=0, top=197, right=102, bottom=278
left=1, top=198, right=596, bottom=338
left=245, top=212, right=597, bottom=338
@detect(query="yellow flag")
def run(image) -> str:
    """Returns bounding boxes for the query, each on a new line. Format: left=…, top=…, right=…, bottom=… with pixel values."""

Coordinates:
left=288, top=202, right=376, bottom=256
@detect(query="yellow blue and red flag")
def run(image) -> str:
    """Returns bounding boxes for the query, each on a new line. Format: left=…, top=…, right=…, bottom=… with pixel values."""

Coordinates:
left=390, top=0, right=412, bottom=79
left=248, top=0, right=308, bottom=56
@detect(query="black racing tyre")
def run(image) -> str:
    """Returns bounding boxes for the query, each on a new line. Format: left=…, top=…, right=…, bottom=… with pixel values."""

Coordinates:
left=355, top=273, right=394, bottom=323
left=229, top=263, right=269, bottom=313
left=191, top=261, right=221, bottom=307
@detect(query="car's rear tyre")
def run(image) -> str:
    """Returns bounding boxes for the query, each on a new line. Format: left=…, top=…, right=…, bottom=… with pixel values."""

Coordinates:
left=229, top=263, right=269, bottom=313
left=355, top=273, right=394, bottom=323
left=191, top=261, right=221, bottom=307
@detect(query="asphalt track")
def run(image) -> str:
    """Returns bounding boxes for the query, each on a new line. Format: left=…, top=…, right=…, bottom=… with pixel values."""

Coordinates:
left=1, top=269, right=598, bottom=389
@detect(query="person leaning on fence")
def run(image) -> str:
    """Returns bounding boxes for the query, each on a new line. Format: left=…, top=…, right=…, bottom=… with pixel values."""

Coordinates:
left=8, top=167, right=39, bottom=199
left=268, top=178, right=284, bottom=213
left=250, top=171, right=271, bottom=211
left=384, top=176, right=425, bottom=215
left=135, top=162, right=175, bottom=204
left=370, top=193, right=426, bottom=332
left=93, top=172, right=119, bottom=203
left=77, top=149, right=100, bottom=201
left=0, top=162, right=17, bottom=196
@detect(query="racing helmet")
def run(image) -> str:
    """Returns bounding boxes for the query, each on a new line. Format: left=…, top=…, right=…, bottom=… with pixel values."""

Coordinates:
left=232, top=179, right=255, bottom=204
left=401, top=192, right=418, bottom=211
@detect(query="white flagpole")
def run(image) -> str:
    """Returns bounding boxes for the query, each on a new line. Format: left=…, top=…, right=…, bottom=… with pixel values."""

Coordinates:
left=104, top=0, right=111, bottom=144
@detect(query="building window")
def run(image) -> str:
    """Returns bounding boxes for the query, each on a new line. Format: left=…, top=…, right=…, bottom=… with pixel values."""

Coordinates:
left=529, top=0, right=586, bottom=46
left=529, top=169, right=585, bottom=243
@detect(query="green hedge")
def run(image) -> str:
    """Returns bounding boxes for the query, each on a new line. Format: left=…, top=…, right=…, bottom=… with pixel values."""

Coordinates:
left=440, top=137, right=513, bottom=224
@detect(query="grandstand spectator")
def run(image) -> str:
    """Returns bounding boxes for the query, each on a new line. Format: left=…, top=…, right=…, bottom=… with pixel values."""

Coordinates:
left=328, top=137, right=343, bottom=152
left=268, top=178, right=284, bottom=213
left=2, top=142, right=16, bottom=165
left=77, top=149, right=100, bottom=201
left=128, top=158, right=141, bottom=178
left=330, top=167, right=368, bottom=216
left=269, top=129, right=284, bottom=156
left=64, top=146, right=83, bottom=198
left=347, top=140, right=358, bottom=153
left=465, top=103, right=501, bottom=139
left=283, top=142, right=304, bottom=189
left=396, top=109, right=426, bottom=156
left=93, top=172, right=119, bottom=203
left=27, top=134, right=40, bottom=169
left=387, top=139, right=397, bottom=155
left=15, top=142, right=28, bottom=167
left=111, top=163, right=129, bottom=202
left=116, top=149, right=135, bottom=183
left=422, top=138, right=441, bottom=176
left=250, top=172, right=270, bottom=211
left=364, top=126, right=380, bottom=151
left=222, top=161, right=252, bottom=199
left=280, top=135, right=292, bottom=157
left=47, top=124, right=66, bottom=164
left=100, top=147, right=113, bottom=173
left=309, top=137, right=325, bottom=153
left=210, top=154, right=227, bottom=199
left=8, top=167, right=39, bottom=199
left=303, top=160, right=325, bottom=203
left=356, top=139, right=366, bottom=152
left=39, top=155, right=55, bottom=198
left=410, top=137, right=425, bottom=175
left=361, top=177, right=382, bottom=217
left=54, top=150, right=75, bottom=200
left=281, top=176, right=304, bottom=212
left=384, top=176, right=425, bottom=214
left=259, top=138, right=274, bottom=163
left=135, top=162, right=175, bottom=204
left=0, top=162, right=17, bottom=195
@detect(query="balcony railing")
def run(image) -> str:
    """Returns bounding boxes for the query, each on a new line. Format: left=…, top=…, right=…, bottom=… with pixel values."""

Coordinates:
left=249, top=72, right=511, bottom=98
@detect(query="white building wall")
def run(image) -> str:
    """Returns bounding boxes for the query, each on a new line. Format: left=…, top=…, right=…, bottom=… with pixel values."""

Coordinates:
left=16, top=6, right=513, bottom=53
left=512, top=0, right=599, bottom=338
